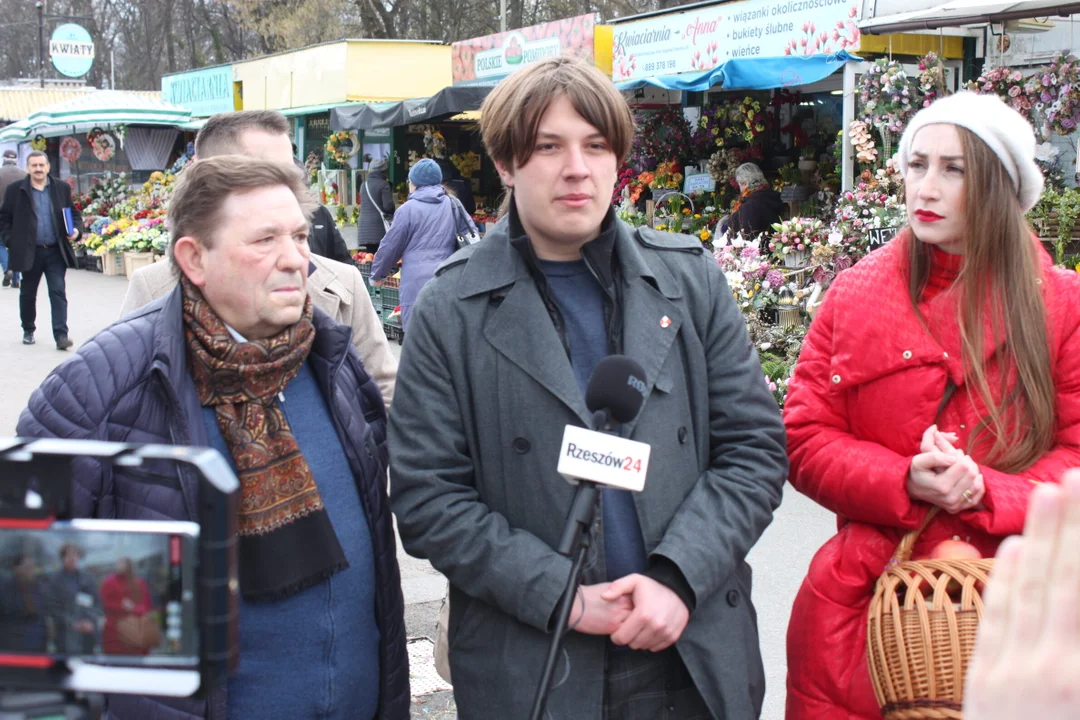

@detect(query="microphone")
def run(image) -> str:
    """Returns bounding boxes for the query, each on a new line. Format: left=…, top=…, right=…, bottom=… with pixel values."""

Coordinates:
left=585, top=355, right=648, bottom=426
left=530, top=355, right=652, bottom=720
left=558, top=356, right=652, bottom=494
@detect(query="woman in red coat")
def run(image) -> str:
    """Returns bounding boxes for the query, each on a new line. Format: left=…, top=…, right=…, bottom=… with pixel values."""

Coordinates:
left=784, top=91, right=1080, bottom=719
left=100, top=557, right=155, bottom=656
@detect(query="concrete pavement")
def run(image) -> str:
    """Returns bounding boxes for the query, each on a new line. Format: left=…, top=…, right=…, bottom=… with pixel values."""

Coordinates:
left=0, top=268, right=839, bottom=719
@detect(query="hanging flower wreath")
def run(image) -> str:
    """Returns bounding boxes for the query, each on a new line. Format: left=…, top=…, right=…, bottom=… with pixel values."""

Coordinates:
left=325, top=131, right=359, bottom=166
left=92, top=134, right=115, bottom=162
left=31, top=135, right=47, bottom=152
left=632, top=107, right=693, bottom=170
left=60, top=136, right=82, bottom=164
left=86, top=128, right=116, bottom=162
left=858, top=59, right=918, bottom=134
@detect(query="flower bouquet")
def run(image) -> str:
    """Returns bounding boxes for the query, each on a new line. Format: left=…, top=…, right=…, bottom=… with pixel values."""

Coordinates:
left=769, top=217, right=828, bottom=266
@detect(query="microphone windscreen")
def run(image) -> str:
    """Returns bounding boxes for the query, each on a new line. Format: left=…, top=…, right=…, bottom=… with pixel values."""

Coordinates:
left=585, top=355, right=648, bottom=424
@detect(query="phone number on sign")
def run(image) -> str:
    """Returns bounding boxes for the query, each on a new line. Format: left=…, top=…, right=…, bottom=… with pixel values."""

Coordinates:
left=642, top=59, right=677, bottom=74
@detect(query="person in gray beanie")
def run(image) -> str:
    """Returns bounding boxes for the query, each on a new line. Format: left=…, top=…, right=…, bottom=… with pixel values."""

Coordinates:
left=782, top=90, right=1080, bottom=719
left=370, top=158, right=478, bottom=330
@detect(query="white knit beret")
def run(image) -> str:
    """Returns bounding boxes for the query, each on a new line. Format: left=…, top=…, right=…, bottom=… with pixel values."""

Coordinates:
left=896, top=91, right=1044, bottom=213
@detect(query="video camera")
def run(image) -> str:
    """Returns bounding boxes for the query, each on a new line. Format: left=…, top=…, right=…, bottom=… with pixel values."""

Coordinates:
left=0, top=438, right=240, bottom=719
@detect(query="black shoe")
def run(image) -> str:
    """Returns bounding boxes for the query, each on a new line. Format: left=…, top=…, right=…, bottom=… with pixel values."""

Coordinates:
left=22, top=332, right=34, bottom=345
left=55, top=336, right=73, bottom=351
left=2, top=271, right=9, bottom=287
left=10, top=281, right=18, bottom=288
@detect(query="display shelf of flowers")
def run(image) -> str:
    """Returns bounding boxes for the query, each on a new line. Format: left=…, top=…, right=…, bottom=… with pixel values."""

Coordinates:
left=76, top=169, right=182, bottom=275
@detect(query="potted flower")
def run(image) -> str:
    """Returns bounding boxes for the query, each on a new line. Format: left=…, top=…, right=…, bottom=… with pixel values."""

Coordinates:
left=769, top=217, right=828, bottom=267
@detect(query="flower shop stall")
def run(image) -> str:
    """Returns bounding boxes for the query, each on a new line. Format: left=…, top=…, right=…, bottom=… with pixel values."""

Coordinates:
left=0, top=91, right=193, bottom=193
left=325, top=84, right=492, bottom=231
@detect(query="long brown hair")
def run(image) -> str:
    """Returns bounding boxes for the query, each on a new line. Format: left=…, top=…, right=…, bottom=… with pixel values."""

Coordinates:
left=907, top=126, right=1054, bottom=473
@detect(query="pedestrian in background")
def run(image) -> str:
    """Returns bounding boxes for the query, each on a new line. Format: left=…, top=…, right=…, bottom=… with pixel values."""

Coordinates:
left=370, top=158, right=476, bottom=330
left=0, top=151, right=82, bottom=349
left=0, top=149, right=26, bottom=289
left=100, top=557, right=155, bottom=656
left=44, top=544, right=98, bottom=656
left=783, top=92, right=1080, bottom=719
left=358, top=157, right=395, bottom=253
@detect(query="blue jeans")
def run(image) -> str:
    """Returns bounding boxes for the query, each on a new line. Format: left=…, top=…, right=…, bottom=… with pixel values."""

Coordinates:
left=0, top=241, right=20, bottom=284
left=20, top=245, right=67, bottom=339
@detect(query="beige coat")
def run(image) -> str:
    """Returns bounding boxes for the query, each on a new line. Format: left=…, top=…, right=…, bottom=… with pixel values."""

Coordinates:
left=119, top=256, right=396, bottom=408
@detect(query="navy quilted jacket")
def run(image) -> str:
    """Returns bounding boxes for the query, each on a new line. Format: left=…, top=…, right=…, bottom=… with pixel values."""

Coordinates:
left=16, top=285, right=409, bottom=720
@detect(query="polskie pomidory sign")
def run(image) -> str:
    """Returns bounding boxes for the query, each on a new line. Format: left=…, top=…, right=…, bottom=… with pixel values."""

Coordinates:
left=452, top=14, right=596, bottom=85
left=612, top=0, right=861, bottom=83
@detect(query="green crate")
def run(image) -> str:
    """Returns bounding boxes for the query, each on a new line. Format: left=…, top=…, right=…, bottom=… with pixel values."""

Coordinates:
left=381, top=286, right=400, bottom=315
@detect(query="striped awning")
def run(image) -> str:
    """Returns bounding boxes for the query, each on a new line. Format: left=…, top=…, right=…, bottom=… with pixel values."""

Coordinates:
left=0, top=90, right=192, bottom=142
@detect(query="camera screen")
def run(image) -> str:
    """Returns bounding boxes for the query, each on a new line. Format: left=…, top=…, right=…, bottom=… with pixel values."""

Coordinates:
left=0, top=524, right=197, bottom=662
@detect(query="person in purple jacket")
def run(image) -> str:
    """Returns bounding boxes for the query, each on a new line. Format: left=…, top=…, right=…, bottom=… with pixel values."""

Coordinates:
left=370, top=158, right=478, bottom=330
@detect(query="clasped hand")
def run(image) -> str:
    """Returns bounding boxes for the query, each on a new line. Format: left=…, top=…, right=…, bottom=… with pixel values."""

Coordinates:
left=907, top=424, right=985, bottom=514
left=567, top=575, right=689, bottom=652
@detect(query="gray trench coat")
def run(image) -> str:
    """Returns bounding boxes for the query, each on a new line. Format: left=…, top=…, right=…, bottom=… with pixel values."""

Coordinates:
left=389, top=216, right=788, bottom=719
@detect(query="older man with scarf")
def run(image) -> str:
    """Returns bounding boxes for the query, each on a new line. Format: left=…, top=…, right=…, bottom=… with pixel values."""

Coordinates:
left=17, top=156, right=408, bottom=720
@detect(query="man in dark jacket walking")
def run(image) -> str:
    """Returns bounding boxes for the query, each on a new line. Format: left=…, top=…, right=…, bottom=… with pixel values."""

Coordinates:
left=358, top=158, right=395, bottom=253
left=0, top=149, right=25, bottom=288
left=18, top=156, right=408, bottom=720
left=0, top=151, right=82, bottom=349
left=389, top=57, right=787, bottom=719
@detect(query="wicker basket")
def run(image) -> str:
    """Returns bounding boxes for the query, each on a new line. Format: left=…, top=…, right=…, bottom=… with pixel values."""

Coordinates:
left=867, top=507, right=994, bottom=720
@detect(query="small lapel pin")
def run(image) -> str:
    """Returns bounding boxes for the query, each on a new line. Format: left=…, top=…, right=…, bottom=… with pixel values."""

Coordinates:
left=660, top=316, right=672, bottom=328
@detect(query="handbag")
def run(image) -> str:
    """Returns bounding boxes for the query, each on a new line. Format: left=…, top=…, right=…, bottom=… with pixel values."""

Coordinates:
left=433, top=585, right=452, bottom=683
left=364, top=180, right=391, bottom=233
left=116, top=613, right=161, bottom=651
left=450, top=196, right=481, bottom=250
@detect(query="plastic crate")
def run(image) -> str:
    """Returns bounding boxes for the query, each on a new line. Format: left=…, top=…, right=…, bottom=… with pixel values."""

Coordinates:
left=357, top=262, right=372, bottom=280
left=381, top=286, right=400, bottom=316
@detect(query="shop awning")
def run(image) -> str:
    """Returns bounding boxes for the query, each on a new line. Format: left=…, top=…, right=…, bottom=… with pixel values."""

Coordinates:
left=280, top=101, right=367, bottom=118
left=860, top=0, right=1080, bottom=34
left=330, top=85, right=492, bottom=131
left=0, top=120, right=30, bottom=143
left=0, top=90, right=192, bottom=142
left=614, top=50, right=860, bottom=93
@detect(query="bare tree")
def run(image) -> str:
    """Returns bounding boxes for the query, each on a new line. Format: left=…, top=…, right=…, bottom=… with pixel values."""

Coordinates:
left=0, top=0, right=709, bottom=95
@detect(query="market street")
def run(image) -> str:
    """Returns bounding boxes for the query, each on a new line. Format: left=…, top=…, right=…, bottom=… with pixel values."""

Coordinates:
left=0, top=269, right=836, bottom=720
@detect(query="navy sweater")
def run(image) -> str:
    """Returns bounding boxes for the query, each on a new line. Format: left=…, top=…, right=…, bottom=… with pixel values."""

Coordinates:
left=203, top=361, right=380, bottom=720
left=538, top=259, right=648, bottom=582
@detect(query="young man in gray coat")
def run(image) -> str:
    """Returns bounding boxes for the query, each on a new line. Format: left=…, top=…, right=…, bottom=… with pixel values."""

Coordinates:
left=389, top=56, right=788, bottom=719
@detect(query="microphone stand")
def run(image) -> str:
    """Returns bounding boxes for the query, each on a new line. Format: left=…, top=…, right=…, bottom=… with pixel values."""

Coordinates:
left=528, top=411, right=608, bottom=720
